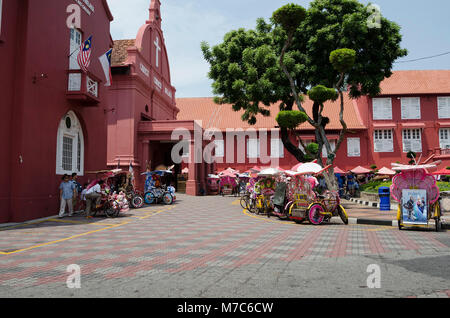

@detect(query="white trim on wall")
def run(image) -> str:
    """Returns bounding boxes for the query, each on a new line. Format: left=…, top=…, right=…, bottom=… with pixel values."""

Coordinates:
left=56, top=111, right=85, bottom=176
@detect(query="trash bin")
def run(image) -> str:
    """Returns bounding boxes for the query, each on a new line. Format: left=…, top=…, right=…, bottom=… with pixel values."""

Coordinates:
left=379, top=187, right=391, bottom=211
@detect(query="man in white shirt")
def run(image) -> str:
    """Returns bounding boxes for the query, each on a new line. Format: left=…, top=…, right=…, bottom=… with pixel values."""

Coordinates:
left=85, top=180, right=104, bottom=218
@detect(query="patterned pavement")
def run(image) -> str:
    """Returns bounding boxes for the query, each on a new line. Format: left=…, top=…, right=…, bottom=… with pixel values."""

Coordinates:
left=0, top=194, right=449, bottom=297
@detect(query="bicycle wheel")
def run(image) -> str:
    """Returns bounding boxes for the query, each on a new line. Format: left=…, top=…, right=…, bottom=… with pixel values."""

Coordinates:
left=240, top=195, right=249, bottom=210
left=337, top=205, right=349, bottom=225
left=308, top=203, right=325, bottom=225
left=132, top=195, right=144, bottom=209
left=434, top=201, right=441, bottom=232
left=144, top=192, right=155, bottom=205
left=163, top=193, right=174, bottom=205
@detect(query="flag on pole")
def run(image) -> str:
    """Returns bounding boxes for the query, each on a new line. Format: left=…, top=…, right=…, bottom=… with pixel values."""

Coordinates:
left=98, top=48, right=113, bottom=86
left=77, top=36, right=92, bottom=73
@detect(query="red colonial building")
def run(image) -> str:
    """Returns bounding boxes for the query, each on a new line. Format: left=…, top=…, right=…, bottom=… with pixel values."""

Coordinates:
left=176, top=70, right=450, bottom=173
left=0, top=0, right=114, bottom=222
left=108, top=0, right=212, bottom=196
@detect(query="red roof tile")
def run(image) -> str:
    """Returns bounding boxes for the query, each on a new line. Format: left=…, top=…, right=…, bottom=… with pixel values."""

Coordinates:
left=111, top=39, right=135, bottom=66
left=379, top=70, right=450, bottom=95
left=176, top=94, right=366, bottom=130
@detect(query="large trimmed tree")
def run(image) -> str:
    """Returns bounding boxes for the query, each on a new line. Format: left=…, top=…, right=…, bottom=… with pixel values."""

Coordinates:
left=201, top=0, right=407, bottom=189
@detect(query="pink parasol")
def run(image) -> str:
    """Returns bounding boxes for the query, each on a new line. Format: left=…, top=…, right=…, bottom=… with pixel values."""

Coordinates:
left=433, top=168, right=450, bottom=175
left=333, top=167, right=347, bottom=174
left=350, top=166, right=371, bottom=174
left=377, top=167, right=396, bottom=176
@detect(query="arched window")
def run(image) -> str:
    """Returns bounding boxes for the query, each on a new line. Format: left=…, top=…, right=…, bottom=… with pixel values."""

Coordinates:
left=56, top=111, right=84, bottom=175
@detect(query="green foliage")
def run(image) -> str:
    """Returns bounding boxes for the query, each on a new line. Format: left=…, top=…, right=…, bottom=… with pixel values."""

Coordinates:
left=406, top=151, right=417, bottom=159
left=272, top=3, right=307, bottom=33
left=330, top=48, right=356, bottom=73
left=370, top=164, right=377, bottom=170
left=306, top=142, right=319, bottom=155
left=276, top=110, right=308, bottom=129
left=308, top=85, right=338, bottom=104
left=201, top=0, right=407, bottom=124
left=446, top=166, right=450, bottom=170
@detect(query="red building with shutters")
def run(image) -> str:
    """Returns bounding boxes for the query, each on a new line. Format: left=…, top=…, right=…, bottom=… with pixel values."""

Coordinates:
left=0, top=0, right=114, bottom=223
left=176, top=70, right=450, bottom=173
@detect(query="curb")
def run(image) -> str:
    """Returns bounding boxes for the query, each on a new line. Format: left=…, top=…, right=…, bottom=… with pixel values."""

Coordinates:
left=349, top=197, right=398, bottom=210
left=348, top=198, right=449, bottom=230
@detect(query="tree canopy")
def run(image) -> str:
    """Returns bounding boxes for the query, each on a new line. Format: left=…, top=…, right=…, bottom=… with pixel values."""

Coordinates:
left=201, top=0, right=407, bottom=186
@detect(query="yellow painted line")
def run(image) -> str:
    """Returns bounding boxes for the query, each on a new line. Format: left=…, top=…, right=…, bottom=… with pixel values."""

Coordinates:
left=2, top=222, right=130, bottom=255
left=242, top=208, right=392, bottom=231
left=0, top=204, right=175, bottom=255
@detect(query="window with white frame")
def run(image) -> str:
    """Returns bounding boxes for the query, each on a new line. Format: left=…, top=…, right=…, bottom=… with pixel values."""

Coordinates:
left=438, top=97, right=450, bottom=119
left=214, top=139, right=224, bottom=158
left=56, top=111, right=84, bottom=175
left=439, top=129, right=450, bottom=150
left=271, top=138, right=284, bottom=158
left=374, top=129, right=394, bottom=153
left=401, top=97, right=421, bottom=120
left=69, top=28, right=82, bottom=70
left=372, top=98, right=392, bottom=120
left=347, top=138, right=361, bottom=157
left=402, top=129, right=422, bottom=153
left=247, top=139, right=260, bottom=158
left=322, top=140, right=336, bottom=158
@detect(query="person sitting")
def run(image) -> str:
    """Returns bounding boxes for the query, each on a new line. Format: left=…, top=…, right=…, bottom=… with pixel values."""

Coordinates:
left=85, top=180, right=104, bottom=218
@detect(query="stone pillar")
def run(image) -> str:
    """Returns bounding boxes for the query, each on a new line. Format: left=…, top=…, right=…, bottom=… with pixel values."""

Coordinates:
left=138, top=140, right=150, bottom=191
left=186, top=141, right=199, bottom=196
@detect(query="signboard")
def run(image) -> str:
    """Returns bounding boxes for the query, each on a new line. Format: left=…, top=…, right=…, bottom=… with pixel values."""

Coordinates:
left=140, top=63, right=150, bottom=77
left=73, top=0, right=95, bottom=16
left=401, top=189, right=428, bottom=225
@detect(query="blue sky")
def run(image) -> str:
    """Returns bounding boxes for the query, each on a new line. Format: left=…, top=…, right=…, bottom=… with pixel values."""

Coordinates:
left=108, top=0, right=450, bottom=97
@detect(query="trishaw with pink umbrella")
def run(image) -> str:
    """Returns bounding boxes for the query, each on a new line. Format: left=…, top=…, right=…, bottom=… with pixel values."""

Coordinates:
left=271, top=163, right=348, bottom=225
left=219, top=169, right=239, bottom=196
left=207, top=174, right=220, bottom=195
left=391, top=162, right=443, bottom=231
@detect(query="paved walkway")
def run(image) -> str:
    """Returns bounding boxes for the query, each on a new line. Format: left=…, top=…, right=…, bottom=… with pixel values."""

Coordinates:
left=0, top=195, right=448, bottom=298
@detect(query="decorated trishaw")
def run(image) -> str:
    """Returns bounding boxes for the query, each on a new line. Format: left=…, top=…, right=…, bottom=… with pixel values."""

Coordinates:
left=253, top=168, right=279, bottom=215
left=143, top=170, right=175, bottom=205
left=271, top=164, right=348, bottom=225
left=207, top=174, right=220, bottom=195
left=391, top=162, right=443, bottom=232
left=86, top=169, right=144, bottom=211
left=219, top=175, right=238, bottom=196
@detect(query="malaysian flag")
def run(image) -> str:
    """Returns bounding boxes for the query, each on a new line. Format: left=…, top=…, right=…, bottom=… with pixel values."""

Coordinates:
left=77, top=36, right=92, bottom=73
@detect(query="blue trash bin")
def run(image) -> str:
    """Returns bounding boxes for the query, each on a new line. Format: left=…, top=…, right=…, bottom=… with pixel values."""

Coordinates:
left=379, top=187, right=391, bottom=211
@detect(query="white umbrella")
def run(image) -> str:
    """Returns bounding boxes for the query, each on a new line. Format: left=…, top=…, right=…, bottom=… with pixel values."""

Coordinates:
left=296, top=163, right=323, bottom=174
left=258, top=167, right=281, bottom=176
left=284, top=170, right=301, bottom=176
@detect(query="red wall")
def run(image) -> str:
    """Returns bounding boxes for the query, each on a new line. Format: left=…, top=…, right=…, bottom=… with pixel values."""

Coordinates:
left=0, top=0, right=112, bottom=222
left=364, top=95, right=450, bottom=169
left=211, top=130, right=368, bottom=173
